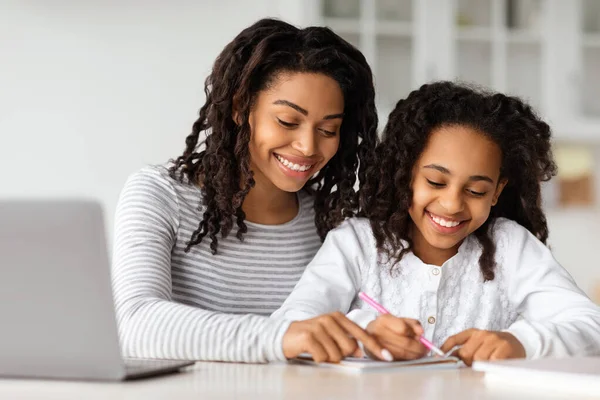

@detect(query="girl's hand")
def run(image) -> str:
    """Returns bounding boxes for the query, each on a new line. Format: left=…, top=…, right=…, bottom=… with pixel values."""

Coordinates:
left=282, top=312, right=391, bottom=363
left=366, top=314, right=428, bottom=360
left=441, top=329, right=526, bottom=366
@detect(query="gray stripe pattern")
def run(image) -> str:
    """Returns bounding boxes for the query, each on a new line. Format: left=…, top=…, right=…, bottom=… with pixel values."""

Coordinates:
left=112, top=165, right=321, bottom=362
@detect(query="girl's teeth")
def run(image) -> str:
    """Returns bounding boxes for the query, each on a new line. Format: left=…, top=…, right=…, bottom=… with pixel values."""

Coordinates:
left=431, top=214, right=460, bottom=228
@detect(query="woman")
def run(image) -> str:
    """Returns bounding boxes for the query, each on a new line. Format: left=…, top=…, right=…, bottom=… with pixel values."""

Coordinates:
left=112, top=18, right=385, bottom=363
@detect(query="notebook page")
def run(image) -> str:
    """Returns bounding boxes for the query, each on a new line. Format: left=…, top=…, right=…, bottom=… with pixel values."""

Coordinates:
left=293, top=354, right=462, bottom=372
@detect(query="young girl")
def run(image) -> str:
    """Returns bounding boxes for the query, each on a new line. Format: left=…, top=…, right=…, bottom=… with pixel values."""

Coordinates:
left=273, top=81, right=600, bottom=365
left=112, top=18, right=387, bottom=363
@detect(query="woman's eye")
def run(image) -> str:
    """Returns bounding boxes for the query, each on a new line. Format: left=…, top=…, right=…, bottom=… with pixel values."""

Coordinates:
left=277, top=118, right=298, bottom=128
left=426, top=179, right=445, bottom=188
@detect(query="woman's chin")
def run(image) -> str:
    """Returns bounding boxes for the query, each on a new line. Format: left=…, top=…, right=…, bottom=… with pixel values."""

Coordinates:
left=273, top=179, right=309, bottom=193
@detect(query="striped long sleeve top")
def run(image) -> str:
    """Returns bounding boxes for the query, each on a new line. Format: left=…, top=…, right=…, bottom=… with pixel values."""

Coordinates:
left=111, top=165, right=322, bottom=363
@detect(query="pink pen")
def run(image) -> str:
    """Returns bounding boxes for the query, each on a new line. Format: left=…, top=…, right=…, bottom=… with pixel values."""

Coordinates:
left=358, top=291, right=445, bottom=357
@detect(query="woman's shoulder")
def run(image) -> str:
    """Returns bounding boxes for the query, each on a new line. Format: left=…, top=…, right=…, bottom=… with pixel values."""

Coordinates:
left=122, top=164, right=203, bottom=210
left=129, top=164, right=194, bottom=189
left=123, top=164, right=174, bottom=196
left=128, top=163, right=171, bottom=182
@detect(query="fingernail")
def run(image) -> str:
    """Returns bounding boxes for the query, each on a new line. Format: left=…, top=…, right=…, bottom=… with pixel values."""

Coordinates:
left=381, top=349, right=393, bottom=362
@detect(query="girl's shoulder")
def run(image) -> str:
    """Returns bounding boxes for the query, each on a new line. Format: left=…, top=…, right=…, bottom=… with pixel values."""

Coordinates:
left=332, top=217, right=373, bottom=236
left=490, top=217, right=524, bottom=236
left=490, top=217, right=533, bottom=242
left=329, top=218, right=378, bottom=254
left=488, top=217, right=548, bottom=258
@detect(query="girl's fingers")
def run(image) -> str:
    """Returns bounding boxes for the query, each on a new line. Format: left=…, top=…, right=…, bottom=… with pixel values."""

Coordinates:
left=442, top=329, right=477, bottom=353
left=472, top=341, right=496, bottom=363
left=457, top=336, right=486, bottom=367
left=381, top=325, right=427, bottom=352
left=379, top=315, right=423, bottom=336
left=379, top=334, right=428, bottom=360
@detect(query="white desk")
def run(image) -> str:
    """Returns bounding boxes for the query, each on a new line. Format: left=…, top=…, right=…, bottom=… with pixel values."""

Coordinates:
left=0, top=362, right=594, bottom=400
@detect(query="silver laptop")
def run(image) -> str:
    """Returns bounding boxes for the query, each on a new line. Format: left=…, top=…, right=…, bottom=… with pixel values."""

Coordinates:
left=0, top=200, right=194, bottom=381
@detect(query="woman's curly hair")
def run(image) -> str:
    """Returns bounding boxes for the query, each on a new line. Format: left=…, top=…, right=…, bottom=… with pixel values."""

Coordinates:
left=360, top=81, right=557, bottom=281
left=170, top=18, right=378, bottom=254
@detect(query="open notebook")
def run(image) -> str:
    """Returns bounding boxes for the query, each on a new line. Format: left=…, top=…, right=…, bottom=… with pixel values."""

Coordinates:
left=292, top=354, right=463, bottom=372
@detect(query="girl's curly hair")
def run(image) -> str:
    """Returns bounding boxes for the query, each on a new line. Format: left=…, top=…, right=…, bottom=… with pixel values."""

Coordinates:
left=360, top=81, right=557, bottom=281
left=170, top=18, right=378, bottom=254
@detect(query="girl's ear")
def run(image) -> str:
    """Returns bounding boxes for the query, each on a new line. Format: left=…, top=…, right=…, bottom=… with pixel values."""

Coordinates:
left=492, top=178, right=508, bottom=206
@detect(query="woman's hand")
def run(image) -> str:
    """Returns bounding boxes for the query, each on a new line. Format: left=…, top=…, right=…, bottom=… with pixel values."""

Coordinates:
left=282, top=312, right=391, bottom=363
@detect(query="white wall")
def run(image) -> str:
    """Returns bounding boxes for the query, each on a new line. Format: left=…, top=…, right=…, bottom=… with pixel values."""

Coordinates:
left=547, top=209, right=600, bottom=297
left=0, top=0, right=305, bottom=237
left=543, top=145, right=600, bottom=299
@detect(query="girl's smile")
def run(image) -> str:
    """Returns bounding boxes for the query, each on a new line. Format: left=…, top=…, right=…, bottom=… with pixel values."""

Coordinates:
left=425, top=211, right=469, bottom=235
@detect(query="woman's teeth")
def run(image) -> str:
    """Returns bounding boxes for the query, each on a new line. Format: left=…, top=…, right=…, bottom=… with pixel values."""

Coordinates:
left=275, top=155, right=312, bottom=172
left=430, top=213, right=461, bottom=228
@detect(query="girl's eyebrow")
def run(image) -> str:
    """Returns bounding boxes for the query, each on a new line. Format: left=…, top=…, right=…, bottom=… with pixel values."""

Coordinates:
left=423, top=164, right=494, bottom=184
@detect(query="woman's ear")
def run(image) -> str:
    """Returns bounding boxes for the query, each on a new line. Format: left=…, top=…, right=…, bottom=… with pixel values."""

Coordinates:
left=492, top=178, right=508, bottom=206
left=232, top=102, right=241, bottom=126
left=232, top=95, right=253, bottom=127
